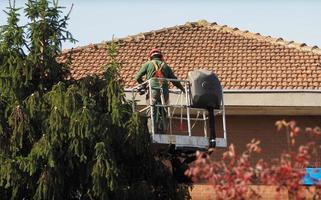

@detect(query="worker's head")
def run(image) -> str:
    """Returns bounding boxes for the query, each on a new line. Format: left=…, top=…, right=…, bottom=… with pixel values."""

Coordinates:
left=149, top=48, right=163, bottom=60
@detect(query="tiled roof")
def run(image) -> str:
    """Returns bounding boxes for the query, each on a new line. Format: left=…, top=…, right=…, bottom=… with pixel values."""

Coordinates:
left=57, top=21, right=321, bottom=90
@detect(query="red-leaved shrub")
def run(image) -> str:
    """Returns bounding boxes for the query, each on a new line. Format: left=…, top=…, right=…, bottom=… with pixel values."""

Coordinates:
left=186, top=121, right=321, bottom=200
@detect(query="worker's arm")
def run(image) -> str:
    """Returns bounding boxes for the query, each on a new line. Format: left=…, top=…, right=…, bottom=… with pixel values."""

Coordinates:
left=135, top=64, right=148, bottom=84
left=167, top=66, right=185, bottom=93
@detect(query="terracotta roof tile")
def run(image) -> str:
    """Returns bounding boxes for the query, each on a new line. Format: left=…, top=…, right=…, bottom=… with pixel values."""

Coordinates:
left=58, top=21, right=321, bottom=90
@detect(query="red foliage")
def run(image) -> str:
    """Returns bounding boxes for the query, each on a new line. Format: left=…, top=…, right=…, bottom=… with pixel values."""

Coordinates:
left=186, top=121, right=321, bottom=200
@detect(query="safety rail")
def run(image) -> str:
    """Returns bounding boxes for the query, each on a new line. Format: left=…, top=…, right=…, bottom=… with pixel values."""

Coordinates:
left=129, top=77, right=227, bottom=149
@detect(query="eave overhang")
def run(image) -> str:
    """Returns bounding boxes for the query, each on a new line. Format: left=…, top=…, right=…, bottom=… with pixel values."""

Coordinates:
left=125, top=89, right=321, bottom=116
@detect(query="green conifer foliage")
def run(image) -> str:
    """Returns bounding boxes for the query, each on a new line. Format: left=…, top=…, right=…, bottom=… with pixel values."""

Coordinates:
left=0, top=1, right=190, bottom=199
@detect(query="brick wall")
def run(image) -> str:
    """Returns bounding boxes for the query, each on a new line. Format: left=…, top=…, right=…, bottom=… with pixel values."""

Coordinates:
left=180, top=115, right=321, bottom=163
left=218, top=115, right=321, bottom=163
left=189, top=184, right=289, bottom=200
left=190, top=184, right=319, bottom=200
left=186, top=115, right=321, bottom=199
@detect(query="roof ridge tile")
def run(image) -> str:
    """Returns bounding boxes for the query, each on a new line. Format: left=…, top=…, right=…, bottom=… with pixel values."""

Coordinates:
left=61, top=21, right=321, bottom=56
left=201, top=22, right=321, bottom=55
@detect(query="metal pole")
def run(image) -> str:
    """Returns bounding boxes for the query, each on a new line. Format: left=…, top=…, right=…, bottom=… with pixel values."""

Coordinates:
left=208, top=107, right=216, bottom=148
left=203, top=110, right=207, bottom=137
left=168, top=92, right=172, bottom=135
left=131, top=89, right=135, bottom=112
left=169, top=112, right=172, bottom=135
left=221, top=87, right=227, bottom=143
left=149, top=79, right=155, bottom=138
left=185, top=82, right=192, bottom=136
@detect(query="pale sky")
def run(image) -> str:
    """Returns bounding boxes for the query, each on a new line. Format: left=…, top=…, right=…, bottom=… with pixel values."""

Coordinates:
left=1, top=0, right=321, bottom=50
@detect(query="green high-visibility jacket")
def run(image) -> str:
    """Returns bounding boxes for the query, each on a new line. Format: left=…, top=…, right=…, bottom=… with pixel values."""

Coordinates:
left=135, top=58, right=184, bottom=92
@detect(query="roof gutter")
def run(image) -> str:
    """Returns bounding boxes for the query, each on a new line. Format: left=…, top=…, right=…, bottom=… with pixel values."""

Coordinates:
left=223, top=89, right=321, bottom=93
left=124, top=88, right=321, bottom=94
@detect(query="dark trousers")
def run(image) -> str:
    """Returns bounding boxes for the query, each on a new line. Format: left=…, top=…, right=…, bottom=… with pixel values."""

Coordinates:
left=146, top=89, right=169, bottom=133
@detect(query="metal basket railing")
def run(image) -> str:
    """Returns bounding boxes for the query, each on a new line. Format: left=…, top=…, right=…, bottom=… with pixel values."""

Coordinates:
left=129, top=77, right=227, bottom=148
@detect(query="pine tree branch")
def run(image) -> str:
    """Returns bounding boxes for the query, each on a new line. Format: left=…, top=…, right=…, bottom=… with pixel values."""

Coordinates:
left=53, top=4, right=75, bottom=42
left=66, top=3, right=74, bottom=18
left=53, top=0, right=59, bottom=7
left=8, top=0, right=16, bottom=9
left=23, top=41, right=31, bottom=53
left=8, top=0, right=12, bottom=8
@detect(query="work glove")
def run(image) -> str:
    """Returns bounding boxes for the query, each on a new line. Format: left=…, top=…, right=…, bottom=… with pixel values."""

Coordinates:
left=178, top=85, right=185, bottom=93
left=137, top=84, right=146, bottom=95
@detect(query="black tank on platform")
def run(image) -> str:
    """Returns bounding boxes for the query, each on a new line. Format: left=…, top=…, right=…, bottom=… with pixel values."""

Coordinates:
left=188, top=69, right=222, bottom=109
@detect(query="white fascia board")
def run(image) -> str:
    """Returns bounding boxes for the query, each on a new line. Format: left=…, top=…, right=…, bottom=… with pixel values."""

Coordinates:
left=223, top=91, right=321, bottom=107
left=125, top=89, right=321, bottom=115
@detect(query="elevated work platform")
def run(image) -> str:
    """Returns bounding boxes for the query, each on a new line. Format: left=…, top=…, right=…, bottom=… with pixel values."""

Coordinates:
left=153, top=134, right=227, bottom=148
left=129, top=76, right=227, bottom=150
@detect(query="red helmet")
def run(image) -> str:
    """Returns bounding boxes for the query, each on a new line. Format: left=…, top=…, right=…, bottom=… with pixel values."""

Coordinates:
left=148, top=48, right=163, bottom=60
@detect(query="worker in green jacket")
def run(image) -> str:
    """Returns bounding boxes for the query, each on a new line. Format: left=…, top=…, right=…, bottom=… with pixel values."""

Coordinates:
left=135, top=48, right=185, bottom=133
